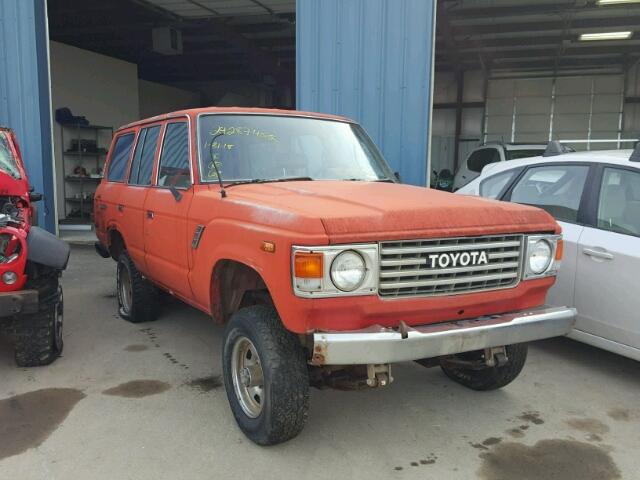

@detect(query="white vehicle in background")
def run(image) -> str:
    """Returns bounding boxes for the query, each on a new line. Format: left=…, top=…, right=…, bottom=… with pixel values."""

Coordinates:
left=453, top=142, right=550, bottom=191
left=457, top=141, right=640, bottom=361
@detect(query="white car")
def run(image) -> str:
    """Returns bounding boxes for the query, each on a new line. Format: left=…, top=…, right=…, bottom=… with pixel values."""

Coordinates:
left=457, top=145, right=640, bottom=361
left=453, top=143, right=548, bottom=191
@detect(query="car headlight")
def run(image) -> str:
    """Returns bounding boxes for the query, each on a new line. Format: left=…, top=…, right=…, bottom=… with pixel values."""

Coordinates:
left=528, top=239, right=552, bottom=274
left=292, top=244, right=378, bottom=297
left=2, top=271, right=17, bottom=285
left=330, top=250, right=366, bottom=291
left=524, top=235, right=561, bottom=279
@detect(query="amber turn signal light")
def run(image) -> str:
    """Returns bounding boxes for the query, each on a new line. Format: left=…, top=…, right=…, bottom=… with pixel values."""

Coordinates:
left=294, top=252, right=323, bottom=278
left=555, top=239, right=564, bottom=260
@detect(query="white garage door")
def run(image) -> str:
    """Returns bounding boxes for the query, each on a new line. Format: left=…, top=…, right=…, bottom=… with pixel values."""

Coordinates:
left=484, top=75, right=625, bottom=151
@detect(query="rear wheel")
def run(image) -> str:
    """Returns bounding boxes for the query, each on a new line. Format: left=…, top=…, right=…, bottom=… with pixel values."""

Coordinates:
left=13, top=274, right=64, bottom=367
left=440, top=343, right=528, bottom=391
left=117, top=251, right=159, bottom=323
left=222, top=305, right=309, bottom=445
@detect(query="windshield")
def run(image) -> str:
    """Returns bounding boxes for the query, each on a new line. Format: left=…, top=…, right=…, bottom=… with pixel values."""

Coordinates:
left=0, top=132, right=21, bottom=179
left=505, top=149, right=545, bottom=160
left=197, top=114, right=394, bottom=183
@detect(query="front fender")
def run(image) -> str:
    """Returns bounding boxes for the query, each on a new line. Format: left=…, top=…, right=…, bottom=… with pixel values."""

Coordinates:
left=27, top=226, right=70, bottom=270
left=188, top=218, right=327, bottom=332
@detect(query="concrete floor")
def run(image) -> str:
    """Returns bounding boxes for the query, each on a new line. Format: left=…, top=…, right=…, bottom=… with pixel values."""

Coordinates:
left=1, top=246, right=639, bottom=480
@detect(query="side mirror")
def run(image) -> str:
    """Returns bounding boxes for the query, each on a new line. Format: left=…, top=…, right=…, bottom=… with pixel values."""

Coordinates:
left=394, top=171, right=402, bottom=183
left=29, top=192, right=43, bottom=202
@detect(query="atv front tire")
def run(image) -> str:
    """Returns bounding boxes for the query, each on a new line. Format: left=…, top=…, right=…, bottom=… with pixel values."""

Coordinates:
left=13, top=275, right=64, bottom=367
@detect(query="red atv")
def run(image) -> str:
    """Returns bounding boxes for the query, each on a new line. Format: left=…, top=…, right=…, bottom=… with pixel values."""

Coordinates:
left=0, top=127, right=70, bottom=366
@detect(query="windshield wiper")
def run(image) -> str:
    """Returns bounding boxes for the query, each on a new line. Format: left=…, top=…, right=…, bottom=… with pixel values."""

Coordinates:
left=225, top=176, right=314, bottom=188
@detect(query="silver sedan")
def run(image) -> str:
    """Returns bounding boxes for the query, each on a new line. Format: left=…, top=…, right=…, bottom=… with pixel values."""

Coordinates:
left=456, top=147, right=640, bottom=361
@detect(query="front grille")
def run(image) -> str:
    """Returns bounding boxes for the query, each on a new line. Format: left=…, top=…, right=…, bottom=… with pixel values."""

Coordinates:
left=379, top=234, right=523, bottom=298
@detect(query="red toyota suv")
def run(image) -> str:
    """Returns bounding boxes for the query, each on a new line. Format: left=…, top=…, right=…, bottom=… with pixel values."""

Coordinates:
left=94, top=107, right=575, bottom=445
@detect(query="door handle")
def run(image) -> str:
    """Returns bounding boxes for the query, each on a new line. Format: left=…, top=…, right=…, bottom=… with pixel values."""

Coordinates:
left=583, top=247, right=614, bottom=261
left=146, top=210, right=154, bottom=219
left=117, top=204, right=124, bottom=212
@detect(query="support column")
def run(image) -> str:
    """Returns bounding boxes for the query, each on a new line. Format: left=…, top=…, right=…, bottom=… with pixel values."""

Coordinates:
left=296, top=0, right=436, bottom=186
left=0, top=0, right=56, bottom=232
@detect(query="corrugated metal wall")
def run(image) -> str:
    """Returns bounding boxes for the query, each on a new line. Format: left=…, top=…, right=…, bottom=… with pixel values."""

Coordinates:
left=0, top=0, right=56, bottom=232
left=296, top=0, right=436, bottom=186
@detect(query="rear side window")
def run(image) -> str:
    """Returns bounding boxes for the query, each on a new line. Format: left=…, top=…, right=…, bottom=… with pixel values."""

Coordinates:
left=505, top=149, right=545, bottom=160
left=158, top=122, right=190, bottom=188
left=107, top=134, right=135, bottom=182
left=129, top=126, right=160, bottom=186
left=510, top=165, right=589, bottom=223
left=480, top=170, right=518, bottom=199
left=468, top=149, right=500, bottom=173
left=597, top=167, right=640, bottom=236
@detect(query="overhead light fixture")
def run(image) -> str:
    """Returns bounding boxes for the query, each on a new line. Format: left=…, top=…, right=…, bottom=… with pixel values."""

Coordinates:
left=597, top=0, right=640, bottom=5
left=579, top=31, right=633, bottom=41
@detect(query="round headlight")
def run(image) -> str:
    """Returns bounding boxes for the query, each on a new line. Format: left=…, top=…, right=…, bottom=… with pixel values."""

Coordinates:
left=529, top=240, right=552, bottom=274
left=330, top=250, right=366, bottom=292
left=2, top=271, right=18, bottom=285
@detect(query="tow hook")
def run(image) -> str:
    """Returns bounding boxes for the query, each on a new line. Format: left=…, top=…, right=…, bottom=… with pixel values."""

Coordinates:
left=366, top=364, right=393, bottom=387
left=485, top=347, right=508, bottom=367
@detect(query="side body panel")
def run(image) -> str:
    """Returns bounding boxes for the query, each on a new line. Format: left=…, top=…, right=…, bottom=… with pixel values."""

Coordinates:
left=144, top=188, right=194, bottom=298
left=574, top=227, right=640, bottom=349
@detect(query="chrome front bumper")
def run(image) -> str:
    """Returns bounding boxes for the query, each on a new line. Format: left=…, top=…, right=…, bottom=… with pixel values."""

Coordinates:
left=311, top=306, right=576, bottom=365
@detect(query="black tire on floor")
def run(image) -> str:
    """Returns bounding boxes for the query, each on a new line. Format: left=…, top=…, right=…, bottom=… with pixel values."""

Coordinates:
left=13, top=274, right=64, bottom=367
left=440, top=343, right=528, bottom=391
left=117, top=251, right=159, bottom=323
left=222, top=305, right=309, bottom=446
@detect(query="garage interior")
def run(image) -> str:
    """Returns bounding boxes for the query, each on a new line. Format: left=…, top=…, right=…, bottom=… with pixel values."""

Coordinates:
left=46, top=0, right=295, bottom=229
left=47, top=0, right=640, bottom=223
left=432, top=0, right=640, bottom=181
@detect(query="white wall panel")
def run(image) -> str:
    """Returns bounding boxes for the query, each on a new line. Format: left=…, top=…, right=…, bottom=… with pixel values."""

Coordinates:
left=50, top=41, right=140, bottom=219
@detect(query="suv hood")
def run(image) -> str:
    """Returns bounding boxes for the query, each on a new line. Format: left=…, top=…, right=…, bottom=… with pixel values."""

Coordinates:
left=229, top=181, right=559, bottom=243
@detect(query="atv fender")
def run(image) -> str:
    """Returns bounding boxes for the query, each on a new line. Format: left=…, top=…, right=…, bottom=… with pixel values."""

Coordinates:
left=27, top=227, right=70, bottom=270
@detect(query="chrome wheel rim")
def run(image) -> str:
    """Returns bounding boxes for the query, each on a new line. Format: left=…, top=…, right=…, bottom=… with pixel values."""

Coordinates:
left=119, top=265, right=132, bottom=314
left=231, top=336, right=264, bottom=418
left=54, top=288, right=63, bottom=351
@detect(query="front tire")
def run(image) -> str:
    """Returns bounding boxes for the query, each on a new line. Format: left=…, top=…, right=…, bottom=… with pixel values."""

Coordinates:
left=222, top=305, right=309, bottom=445
left=440, top=343, right=528, bottom=391
left=117, top=251, right=159, bottom=323
left=13, top=275, right=64, bottom=367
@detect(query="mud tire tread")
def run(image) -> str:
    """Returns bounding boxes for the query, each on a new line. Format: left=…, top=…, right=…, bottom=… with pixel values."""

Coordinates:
left=117, top=251, right=159, bottom=323
left=223, top=305, right=309, bottom=445
left=13, top=274, right=62, bottom=367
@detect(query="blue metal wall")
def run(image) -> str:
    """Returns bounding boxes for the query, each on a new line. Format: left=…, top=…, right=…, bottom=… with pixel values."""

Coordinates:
left=296, top=0, right=436, bottom=186
left=0, top=0, right=56, bottom=232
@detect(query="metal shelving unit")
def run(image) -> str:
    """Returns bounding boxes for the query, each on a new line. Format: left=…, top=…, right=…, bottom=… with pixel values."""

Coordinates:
left=58, top=123, right=113, bottom=226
